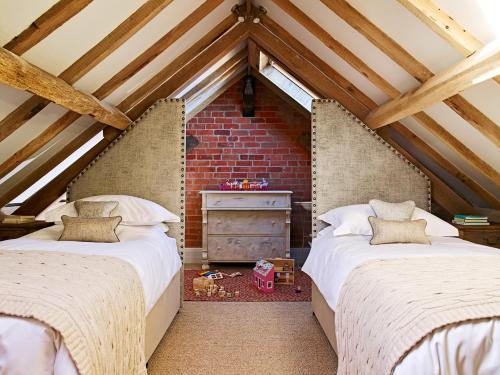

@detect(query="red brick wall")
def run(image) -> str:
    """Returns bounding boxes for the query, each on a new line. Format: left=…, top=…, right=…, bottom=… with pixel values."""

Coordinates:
left=186, top=80, right=311, bottom=248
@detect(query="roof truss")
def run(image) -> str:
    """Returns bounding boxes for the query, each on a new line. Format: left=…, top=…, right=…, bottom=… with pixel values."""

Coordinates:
left=0, top=0, right=497, bottom=216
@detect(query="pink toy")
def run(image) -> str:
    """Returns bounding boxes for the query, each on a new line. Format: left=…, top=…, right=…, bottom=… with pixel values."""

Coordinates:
left=253, top=258, right=275, bottom=293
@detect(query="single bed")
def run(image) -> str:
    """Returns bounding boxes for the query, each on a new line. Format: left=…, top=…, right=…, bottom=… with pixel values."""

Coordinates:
left=0, top=99, right=186, bottom=374
left=307, top=99, right=500, bottom=374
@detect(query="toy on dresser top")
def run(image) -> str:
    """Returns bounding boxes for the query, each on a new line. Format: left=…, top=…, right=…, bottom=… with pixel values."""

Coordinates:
left=219, top=178, right=269, bottom=191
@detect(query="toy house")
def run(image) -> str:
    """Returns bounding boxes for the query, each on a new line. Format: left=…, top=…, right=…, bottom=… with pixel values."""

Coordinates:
left=253, top=259, right=274, bottom=293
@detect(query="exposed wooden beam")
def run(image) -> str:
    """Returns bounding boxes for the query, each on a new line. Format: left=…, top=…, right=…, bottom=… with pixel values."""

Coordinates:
left=260, top=13, right=375, bottom=109
left=126, top=22, right=248, bottom=119
left=271, top=0, right=399, bottom=98
left=254, top=21, right=495, bottom=210
left=93, top=0, right=224, bottom=100
left=320, top=0, right=500, bottom=147
left=0, top=0, right=172, bottom=142
left=118, top=15, right=237, bottom=112
left=248, top=39, right=260, bottom=71
left=3, top=0, right=92, bottom=55
left=0, top=15, right=237, bottom=181
left=396, top=0, right=500, bottom=85
left=262, top=6, right=499, bottom=182
left=184, top=49, right=248, bottom=100
left=365, top=41, right=500, bottom=128
left=0, top=47, right=130, bottom=128
left=250, top=23, right=370, bottom=118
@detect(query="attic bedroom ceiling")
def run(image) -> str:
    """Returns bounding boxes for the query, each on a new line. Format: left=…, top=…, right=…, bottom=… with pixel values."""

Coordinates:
left=0, top=0, right=498, bottom=218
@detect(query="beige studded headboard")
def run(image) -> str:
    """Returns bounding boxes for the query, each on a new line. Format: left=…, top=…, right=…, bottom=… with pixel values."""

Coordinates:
left=67, top=99, right=186, bottom=253
left=311, top=99, right=430, bottom=237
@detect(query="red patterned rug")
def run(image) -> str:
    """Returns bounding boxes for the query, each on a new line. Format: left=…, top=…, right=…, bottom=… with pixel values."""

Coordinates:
left=184, top=265, right=311, bottom=302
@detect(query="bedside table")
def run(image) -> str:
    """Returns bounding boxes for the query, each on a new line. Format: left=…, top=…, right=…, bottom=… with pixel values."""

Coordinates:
left=455, top=223, right=500, bottom=249
left=0, top=221, right=53, bottom=241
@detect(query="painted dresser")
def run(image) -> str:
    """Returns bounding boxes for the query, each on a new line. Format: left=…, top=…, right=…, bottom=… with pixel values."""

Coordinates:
left=200, top=191, right=292, bottom=269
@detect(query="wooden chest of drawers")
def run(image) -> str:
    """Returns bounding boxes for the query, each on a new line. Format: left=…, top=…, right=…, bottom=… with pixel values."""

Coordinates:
left=200, top=191, right=292, bottom=269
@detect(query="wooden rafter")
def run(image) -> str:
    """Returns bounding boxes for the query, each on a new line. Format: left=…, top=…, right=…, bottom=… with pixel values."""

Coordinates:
left=126, top=22, right=248, bottom=119
left=0, top=47, right=130, bottom=129
left=267, top=2, right=500, bottom=184
left=248, top=39, right=260, bottom=71
left=250, top=24, right=369, bottom=118
left=320, top=0, right=500, bottom=147
left=3, top=0, right=92, bottom=55
left=0, top=15, right=237, bottom=182
left=0, top=0, right=172, bottom=142
left=9, top=23, right=245, bottom=213
left=184, top=49, right=248, bottom=100
left=396, top=0, right=500, bottom=85
left=118, top=15, right=237, bottom=112
left=94, top=0, right=224, bottom=99
left=365, top=40, right=500, bottom=128
left=251, top=21, right=498, bottom=210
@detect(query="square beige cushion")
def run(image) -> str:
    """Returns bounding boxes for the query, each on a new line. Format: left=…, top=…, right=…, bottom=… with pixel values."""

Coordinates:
left=74, top=200, right=118, bottom=218
left=369, top=199, right=416, bottom=221
left=59, top=215, right=122, bottom=243
left=368, top=216, right=430, bottom=245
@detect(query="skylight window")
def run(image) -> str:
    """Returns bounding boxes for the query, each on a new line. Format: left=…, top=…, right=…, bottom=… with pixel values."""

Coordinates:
left=258, top=52, right=318, bottom=111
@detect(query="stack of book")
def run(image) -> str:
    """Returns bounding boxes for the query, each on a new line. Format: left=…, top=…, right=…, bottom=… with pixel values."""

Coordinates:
left=2, top=215, right=36, bottom=224
left=453, top=214, right=489, bottom=226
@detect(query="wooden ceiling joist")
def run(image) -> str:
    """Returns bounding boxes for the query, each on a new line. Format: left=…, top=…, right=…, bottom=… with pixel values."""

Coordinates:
left=3, top=0, right=92, bottom=55
left=267, top=2, right=499, bottom=182
left=0, top=0, right=172, bottom=142
left=0, top=15, right=237, bottom=183
left=254, top=19, right=497, bottom=210
left=396, top=0, right=500, bottom=85
left=320, top=0, right=500, bottom=147
left=365, top=40, right=500, bottom=128
left=0, top=47, right=130, bottom=129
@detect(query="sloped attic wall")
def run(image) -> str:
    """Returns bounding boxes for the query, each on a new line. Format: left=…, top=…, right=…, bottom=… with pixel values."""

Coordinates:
left=254, top=0, right=499, bottom=200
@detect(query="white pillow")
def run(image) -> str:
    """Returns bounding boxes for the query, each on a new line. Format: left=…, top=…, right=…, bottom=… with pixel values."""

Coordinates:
left=317, top=204, right=459, bottom=238
left=318, top=204, right=374, bottom=236
left=41, top=195, right=180, bottom=225
left=412, top=207, right=458, bottom=237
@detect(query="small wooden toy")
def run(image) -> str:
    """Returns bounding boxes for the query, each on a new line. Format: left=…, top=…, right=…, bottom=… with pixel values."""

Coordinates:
left=253, top=258, right=275, bottom=293
left=193, top=276, right=214, bottom=291
left=207, top=291, right=212, bottom=297
left=227, top=292, right=233, bottom=298
left=235, top=291, right=240, bottom=297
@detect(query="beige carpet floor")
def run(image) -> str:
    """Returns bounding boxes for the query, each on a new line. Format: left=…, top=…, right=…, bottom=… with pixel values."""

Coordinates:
left=148, top=302, right=338, bottom=374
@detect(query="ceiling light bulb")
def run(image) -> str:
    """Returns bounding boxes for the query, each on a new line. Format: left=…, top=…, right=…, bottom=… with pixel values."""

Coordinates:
left=238, top=16, right=245, bottom=22
left=253, top=17, right=260, bottom=23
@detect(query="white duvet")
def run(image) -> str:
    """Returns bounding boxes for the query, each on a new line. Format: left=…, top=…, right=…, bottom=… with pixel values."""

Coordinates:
left=303, top=228, right=500, bottom=375
left=0, top=225, right=182, bottom=375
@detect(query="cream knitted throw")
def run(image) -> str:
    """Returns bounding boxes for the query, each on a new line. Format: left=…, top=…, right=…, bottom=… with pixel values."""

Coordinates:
left=0, top=250, right=146, bottom=375
left=336, top=256, right=500, bottom=375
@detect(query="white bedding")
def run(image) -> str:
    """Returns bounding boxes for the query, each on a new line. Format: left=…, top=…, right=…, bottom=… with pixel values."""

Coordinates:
left=303, top=229, right=500, bottom=375
left=0, top=225, right=182, bottom=375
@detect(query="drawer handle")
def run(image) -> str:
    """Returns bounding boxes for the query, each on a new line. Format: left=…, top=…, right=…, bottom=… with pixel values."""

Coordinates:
left=272, top=221, right=276, bottom=225
left=272, top=247, right=276, bottom=251
left=217, top=246, right=222, bottom=251
left=217, top=220, right=222, bottom=224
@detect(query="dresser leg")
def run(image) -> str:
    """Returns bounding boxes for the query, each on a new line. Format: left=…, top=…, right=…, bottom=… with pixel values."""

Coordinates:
left=201, top=263, right=210, bottom=270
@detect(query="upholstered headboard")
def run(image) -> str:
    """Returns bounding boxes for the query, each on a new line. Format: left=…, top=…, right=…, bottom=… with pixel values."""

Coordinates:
left=311, top=99, right=430, bottom=237
left=67, top=99, right=186, bottom=253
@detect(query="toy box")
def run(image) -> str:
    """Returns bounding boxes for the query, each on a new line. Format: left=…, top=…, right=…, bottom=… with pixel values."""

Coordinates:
left=253, top=258, right=274, bottom=293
